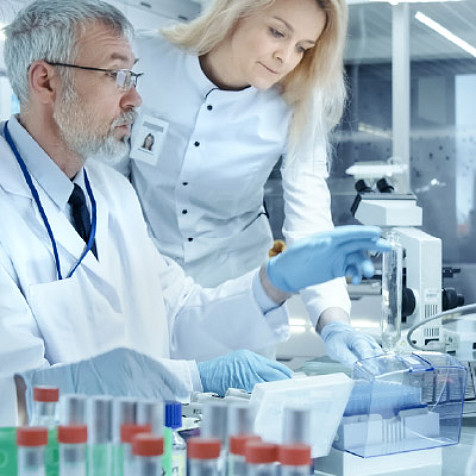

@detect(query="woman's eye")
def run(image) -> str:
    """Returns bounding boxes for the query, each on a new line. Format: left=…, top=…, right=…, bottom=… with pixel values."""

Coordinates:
left=269, top=27, right=284, bottom=38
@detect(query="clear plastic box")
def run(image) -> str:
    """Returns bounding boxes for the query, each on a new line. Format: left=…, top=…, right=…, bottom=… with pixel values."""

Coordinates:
left=333, top=352, right=467, bottom=458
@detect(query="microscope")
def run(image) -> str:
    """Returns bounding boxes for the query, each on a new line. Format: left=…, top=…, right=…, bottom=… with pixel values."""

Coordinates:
left=350, top=177, right=464, bottom=351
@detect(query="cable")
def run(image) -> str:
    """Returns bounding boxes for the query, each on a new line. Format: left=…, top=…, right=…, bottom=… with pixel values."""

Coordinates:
left=406, top=303, right=476, bottom=351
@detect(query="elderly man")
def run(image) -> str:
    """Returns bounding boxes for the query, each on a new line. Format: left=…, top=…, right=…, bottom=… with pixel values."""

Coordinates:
left=0, top=0, right=389, bottom=424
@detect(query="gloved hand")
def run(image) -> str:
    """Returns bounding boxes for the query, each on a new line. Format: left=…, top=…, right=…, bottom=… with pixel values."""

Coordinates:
left=18, top=347, right=189, bottom=420
left=266, top=225, right=391, bottom=293
left=320, top=321, right=384, bottom=367
left=197, top=349, right=292, bottom=396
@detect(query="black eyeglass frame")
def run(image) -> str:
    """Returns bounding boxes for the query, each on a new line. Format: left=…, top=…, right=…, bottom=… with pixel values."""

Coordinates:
left=45, top=61, right=143, bottom=90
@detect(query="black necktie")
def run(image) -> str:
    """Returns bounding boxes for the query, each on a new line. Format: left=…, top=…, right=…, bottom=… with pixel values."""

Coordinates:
left=68, top=184, right=97, bottom=258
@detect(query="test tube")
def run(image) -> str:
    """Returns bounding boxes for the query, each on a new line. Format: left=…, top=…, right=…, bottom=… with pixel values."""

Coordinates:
left=201, top=401, right=228, bottom=445
left=88, top=396, right=113, bottom=476
left=187, top=438, right=221, bottom=476
left=245, top=442, right=278, bottom=476
left=381, top=232, right=403, bottom=353
left=58, top=425, right=87, bottom=476
left=163, top=401, right=186, bottom=476
left=132, top=434, right=164, bottom=476
left=31, top=386, right=60, bottom=476
left=228, top=435, right=261, bottom=476
left=282, top=406, right=311, bottom=445
left=278, top=444, right=312, bottom=476
left=227, top=402, right=253, bottom=437
left=112, top=397, right=137, bottom=476
left=31, top=387, right=59, bottom=428
left=60, top=394, right=87, bottom=425
left=201, top=400, right=228, bottom=473
left=137, top=400, right=164, bottom=436
left=121, top=423, right=152, bottom=476
left=113, top=398, right=137, bottom=442
left=17, top=427, right=48, bottom=476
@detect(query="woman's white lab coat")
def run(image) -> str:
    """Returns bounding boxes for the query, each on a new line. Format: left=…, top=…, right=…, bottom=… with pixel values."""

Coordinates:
left=126, top=33, right=350, bottom=322
left=0, top=133, right=289, bottom=425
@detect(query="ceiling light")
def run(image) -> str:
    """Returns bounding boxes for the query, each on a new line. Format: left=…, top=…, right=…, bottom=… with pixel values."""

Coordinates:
left=415, top=11, right=476, bottom=58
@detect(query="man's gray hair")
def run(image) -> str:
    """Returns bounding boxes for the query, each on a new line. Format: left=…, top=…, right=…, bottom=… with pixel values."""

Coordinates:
left=4, top=0, right=134, bottom=106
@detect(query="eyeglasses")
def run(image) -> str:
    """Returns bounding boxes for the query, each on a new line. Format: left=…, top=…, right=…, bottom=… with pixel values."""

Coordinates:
left=45, top=61, right=143, bottom=90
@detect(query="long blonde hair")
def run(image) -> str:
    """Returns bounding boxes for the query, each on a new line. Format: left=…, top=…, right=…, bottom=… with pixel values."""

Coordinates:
left=163, top=0, right=347, bottom=145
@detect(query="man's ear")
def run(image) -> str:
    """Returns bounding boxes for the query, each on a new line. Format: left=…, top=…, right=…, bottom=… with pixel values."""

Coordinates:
left=28, top=60, right=59, bottom=105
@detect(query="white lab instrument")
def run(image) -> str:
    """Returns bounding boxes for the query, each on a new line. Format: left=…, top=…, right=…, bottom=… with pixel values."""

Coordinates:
left=350, top=177, right=447, bottom=351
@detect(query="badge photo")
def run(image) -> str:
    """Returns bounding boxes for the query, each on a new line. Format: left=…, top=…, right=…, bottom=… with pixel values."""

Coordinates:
left=130, top=114, right=169, bottom=165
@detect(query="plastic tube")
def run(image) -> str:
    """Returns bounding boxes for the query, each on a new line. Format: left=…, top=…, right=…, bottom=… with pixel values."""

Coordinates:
left=245, top=442, right=278, bottom=476
left=31, top=387, right=59, bottom=428
left=278, top=444, right=311, bottom=476
left=381, top=232, right=403, bottom=353
left=137, top=400, right=164, bottom=436
left=187, top=438, right=221, bottom=476
left=88, top=395, right=113, bottom=476
left=201, top=401, right=228, bottom=473
left=132, top=434, right=164, bottom=476
left=227, top=402, right=253, bottom=437
left=121, top=423, right=151, bottom=476
left=228, top=435, right=261, bottom=476
left=31, top=387, right=60, bottom=475
left=58, top=425, right=87, bottom=476
left=60, top=394, right=87, bottom=425
left=163, top=401, right=186, bottom=476
left=112, top=397, right=138, bottom=476
left=201, top=401, right=228, bottom=446
left=282, top=406, right=311, bottom=445
left=17, top=427, right=48, bottom=476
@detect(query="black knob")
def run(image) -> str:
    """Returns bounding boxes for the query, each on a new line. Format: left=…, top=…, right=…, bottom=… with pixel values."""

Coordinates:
left=442, top=288, right=464, bottom=310
left=355, top=179, right=373, bottom=194
left=441, top=288, right=464, bottom=311
left=376, top=178, right=394, bottom=193
left=401, top=287, right=416, bottom=318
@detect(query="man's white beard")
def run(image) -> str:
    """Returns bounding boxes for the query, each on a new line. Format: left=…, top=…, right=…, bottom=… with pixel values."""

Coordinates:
left=53, top=83, right=136, bottom=164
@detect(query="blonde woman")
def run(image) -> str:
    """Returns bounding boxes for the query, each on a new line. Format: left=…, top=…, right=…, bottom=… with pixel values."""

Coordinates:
left=126, top=0, right=382, bottom=366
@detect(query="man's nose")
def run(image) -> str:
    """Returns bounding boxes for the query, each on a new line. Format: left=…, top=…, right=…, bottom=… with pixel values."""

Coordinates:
left=121, top=84, right=142, bottom=109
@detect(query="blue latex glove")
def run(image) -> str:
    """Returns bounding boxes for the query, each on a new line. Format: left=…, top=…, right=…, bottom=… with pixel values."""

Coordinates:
left=320, top=321, right=384, bottom=367
left=197, top=349, right=292, bottom=396
left=18, top=347, right=189, bottom=421
left=266, top=225, right=391, bottom=293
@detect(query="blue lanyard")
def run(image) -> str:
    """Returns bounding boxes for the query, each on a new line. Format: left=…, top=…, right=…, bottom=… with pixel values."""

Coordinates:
left=3, top=121, right=97, bottom=280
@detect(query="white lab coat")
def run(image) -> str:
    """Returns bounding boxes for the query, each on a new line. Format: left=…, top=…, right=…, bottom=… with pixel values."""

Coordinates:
left=124, top=33, right=350, bottom=323
left=0, top=132, right=289, bottom=425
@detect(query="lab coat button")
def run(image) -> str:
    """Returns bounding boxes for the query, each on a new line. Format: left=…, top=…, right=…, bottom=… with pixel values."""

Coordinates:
left=182, top=182, right=188, bottom=186
left=194, top=141, right=200, bottom=147
left=188, top=237, right=193, bottom=242
left=182, top=209, right=188, bottom=214
left=207, top=105, right=213, bottom=111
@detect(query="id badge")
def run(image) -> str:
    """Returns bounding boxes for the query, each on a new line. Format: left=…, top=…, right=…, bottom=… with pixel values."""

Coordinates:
left=130, top=113, right=169, bottom=166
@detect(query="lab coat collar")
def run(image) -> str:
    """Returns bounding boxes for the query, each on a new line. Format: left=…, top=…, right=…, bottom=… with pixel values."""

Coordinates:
left=185, top=52, right=259, bottom=100
left=5, top=116, right=74, bottom=211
